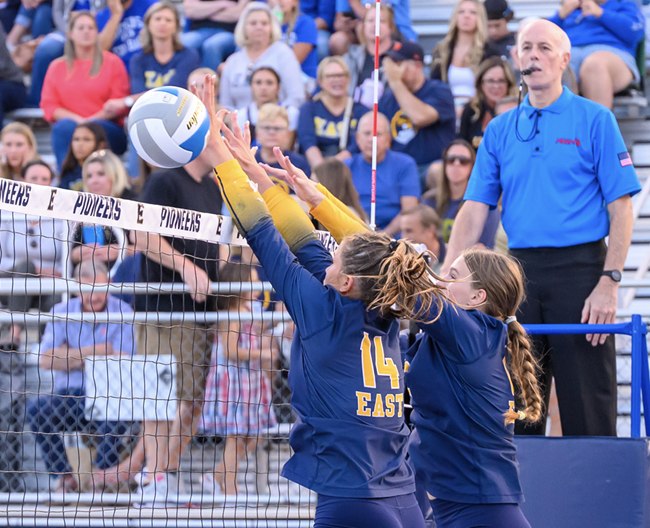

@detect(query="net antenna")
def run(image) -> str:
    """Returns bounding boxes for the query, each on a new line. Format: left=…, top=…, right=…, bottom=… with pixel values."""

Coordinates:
left=370, top=0, right=381, bottom=231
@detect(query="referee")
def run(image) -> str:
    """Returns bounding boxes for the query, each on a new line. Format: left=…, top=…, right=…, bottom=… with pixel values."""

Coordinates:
left=442, top=19, right=641, bottom=437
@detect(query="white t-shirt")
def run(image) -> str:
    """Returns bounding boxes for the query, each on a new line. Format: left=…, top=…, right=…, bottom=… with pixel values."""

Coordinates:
left=447, top=65, right=476, bottom=99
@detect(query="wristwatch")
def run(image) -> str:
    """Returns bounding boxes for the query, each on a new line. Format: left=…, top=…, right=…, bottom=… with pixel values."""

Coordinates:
left=602, top=270, right=622, bottom=282
left=124, top=96, right=135, bottom=108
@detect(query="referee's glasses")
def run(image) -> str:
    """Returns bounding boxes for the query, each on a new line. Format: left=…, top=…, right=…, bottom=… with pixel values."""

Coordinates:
left=445, top=155, right=472, bottom=166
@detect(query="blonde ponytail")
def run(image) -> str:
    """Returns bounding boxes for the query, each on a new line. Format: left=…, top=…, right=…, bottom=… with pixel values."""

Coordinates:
left=463, top=249, right=544, bottom=426
left=340, top=232, right=447, bottom=322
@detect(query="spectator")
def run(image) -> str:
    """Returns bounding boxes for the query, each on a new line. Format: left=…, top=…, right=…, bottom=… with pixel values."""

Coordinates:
left=311, top=157, right=366, bottom=222
left=40, top=11, right=130, bottom=170
left=59, top=122, right=107, bottom=191
left=27, top=0, right=93, bottom=106
left=459, top=56, right=516, bottom=149
left=0, top=160, right=64, bottom=350
left=330, top=0, right=415, bottom=57
left=424, top=139, right=499, bottom=249
left=236, top=67, right=298, bottom=147
left=485, top=0, right=516, bottom=58
left=181, top=0, right=248, bottom=70
left=101, top=0, right=199, bottom=118
left=344, top=3, right=395, bottom=107
left=400, top=204, right=445, bottom=264
left=346, top=111, right=420, bottom=235
left=219, top=2, right=304, bottom=110
left=549, top=0, right=645, bottom=109
left=299, top=0, right=335, bottom=61
left=95, top=0, right=157, bottom=71
left=443, top=20, right=641, bottom=437
left=297, top=57, right=367, bottom=166
left=26, top=260, right=135, bottom=494
left=0, top=25, right=26, bottom=127
left=0, top=122, right=37, bottom=180
left=133, top=141, right=223, bottom=499
left=277, top=0, right=317, bottom=85
left=6, top=0, right=53, bottom=46
left=510, top=15, right=578, bottom=92
left=70, top=150, right=134, bottom=270
left=378, top=40, right=455, bottom=188
left=255, top=103, right=310, bottom=182
left=201, top=261, right=276, bottom=495
left=430, top=0, right=500, bottom=115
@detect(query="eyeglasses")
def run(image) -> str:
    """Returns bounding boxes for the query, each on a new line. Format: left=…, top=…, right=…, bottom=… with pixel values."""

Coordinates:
left=446, top=155, right=472, bottom=166
left=258, top=125, right=288, bottom=134
left=482, top=78, right=508, bottom=87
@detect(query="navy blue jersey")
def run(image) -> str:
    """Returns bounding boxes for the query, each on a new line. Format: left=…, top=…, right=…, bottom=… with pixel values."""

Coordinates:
left=297, top=99, right=368, bottom=157
left=405, top=302, right=524, bottom=504
left=246, top=220, right=415, bottom=498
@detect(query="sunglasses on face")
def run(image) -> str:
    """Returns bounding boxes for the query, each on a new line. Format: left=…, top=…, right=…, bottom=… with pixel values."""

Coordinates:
left=446, top=155, right=472, bottom=166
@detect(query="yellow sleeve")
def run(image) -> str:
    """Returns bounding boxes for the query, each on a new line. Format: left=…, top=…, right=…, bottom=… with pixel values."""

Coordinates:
left=212, top=159, right=269, bottom=235
left=316, top=183, right=367, bottom=228
left=310, top=195, right=370, bottom=244
left=261, top=186, right=317, bottom=252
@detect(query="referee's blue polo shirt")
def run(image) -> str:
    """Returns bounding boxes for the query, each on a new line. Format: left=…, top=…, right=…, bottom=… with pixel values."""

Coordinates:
left=464, top=87, right=641, bottom=249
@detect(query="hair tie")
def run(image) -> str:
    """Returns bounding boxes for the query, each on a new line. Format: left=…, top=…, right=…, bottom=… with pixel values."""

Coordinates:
left=388, top=240, right=399, bottom=253
left=517, top=410, right=526, bottom=421
left=505, top=316, right=517, bottom=325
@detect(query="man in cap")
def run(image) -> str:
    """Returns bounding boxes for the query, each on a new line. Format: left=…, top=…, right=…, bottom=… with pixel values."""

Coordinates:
left=379, top=40, right=455, bottom=189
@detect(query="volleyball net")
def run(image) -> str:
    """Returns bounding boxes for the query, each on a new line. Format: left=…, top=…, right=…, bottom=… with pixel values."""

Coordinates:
left=0, top=179, right=323, bottom=526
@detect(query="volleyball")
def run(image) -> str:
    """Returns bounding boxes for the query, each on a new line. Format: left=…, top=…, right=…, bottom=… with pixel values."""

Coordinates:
left=128, top=86, right=210, bottom=169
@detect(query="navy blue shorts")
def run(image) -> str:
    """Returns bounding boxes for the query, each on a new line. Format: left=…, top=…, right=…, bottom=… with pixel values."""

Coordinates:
left=431, top=499, right=531, bottom=528
left=315, top=492, right=426, bottom=528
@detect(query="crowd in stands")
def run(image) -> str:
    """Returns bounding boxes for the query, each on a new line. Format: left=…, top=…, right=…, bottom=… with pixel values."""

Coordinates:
left=0, top=0, right=646, bottom=497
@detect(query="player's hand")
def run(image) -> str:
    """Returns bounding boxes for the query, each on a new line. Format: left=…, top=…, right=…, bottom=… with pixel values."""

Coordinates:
left=382, top=57, right=406, bottom=85
left=191, top=74, right=233, bottom=168
left=581, top=277, right=618, bottom=346
left=580, top=0, right=603, bottom=18
left=219, top=112, right=275, bottom=193
left=261, top=147, right=325, bottom=208
left=182, top=263, right=210, bottom=304
left=559, top=0, right=581, bottom=19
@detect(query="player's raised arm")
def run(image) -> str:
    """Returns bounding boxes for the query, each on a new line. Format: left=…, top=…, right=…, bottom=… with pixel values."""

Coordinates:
left=262, top=149, right=369, bottom=243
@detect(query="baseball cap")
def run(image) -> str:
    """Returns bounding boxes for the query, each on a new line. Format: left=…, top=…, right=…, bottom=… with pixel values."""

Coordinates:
left=484, top=0, right=513, bottom=20
left=386, top=41, right=425, bottom=63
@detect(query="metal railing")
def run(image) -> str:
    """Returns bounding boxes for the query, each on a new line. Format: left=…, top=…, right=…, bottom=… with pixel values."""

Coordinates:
left=523, top=315, right=650, bottom=437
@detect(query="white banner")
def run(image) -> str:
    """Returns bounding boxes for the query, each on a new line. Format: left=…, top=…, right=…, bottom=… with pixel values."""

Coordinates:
left=0, top=179, right=338, bottom=252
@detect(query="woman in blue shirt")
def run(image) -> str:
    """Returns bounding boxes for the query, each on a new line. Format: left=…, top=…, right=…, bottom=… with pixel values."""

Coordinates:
left=423, top=139, right=500, bottom=249
left=105, top=1, right=199, bottom=116
left=548, top=0, right=645, bottom=109
left=194, top=76, right=436, bottom=528
left=297, top=56, right=368, bottom=167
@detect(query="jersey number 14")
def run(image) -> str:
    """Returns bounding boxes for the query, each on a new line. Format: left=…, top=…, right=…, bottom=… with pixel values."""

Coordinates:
left=356, top=333, right=404, bottom=418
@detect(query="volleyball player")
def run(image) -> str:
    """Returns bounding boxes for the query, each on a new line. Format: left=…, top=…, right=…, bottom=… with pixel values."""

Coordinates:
left=261, top=142, right=542, bottom=528
left=194, top=77, right=437, bottom=527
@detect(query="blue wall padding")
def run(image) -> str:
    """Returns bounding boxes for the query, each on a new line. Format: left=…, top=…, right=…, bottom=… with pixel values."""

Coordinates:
left=515, top=437, right=650, bottom=528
